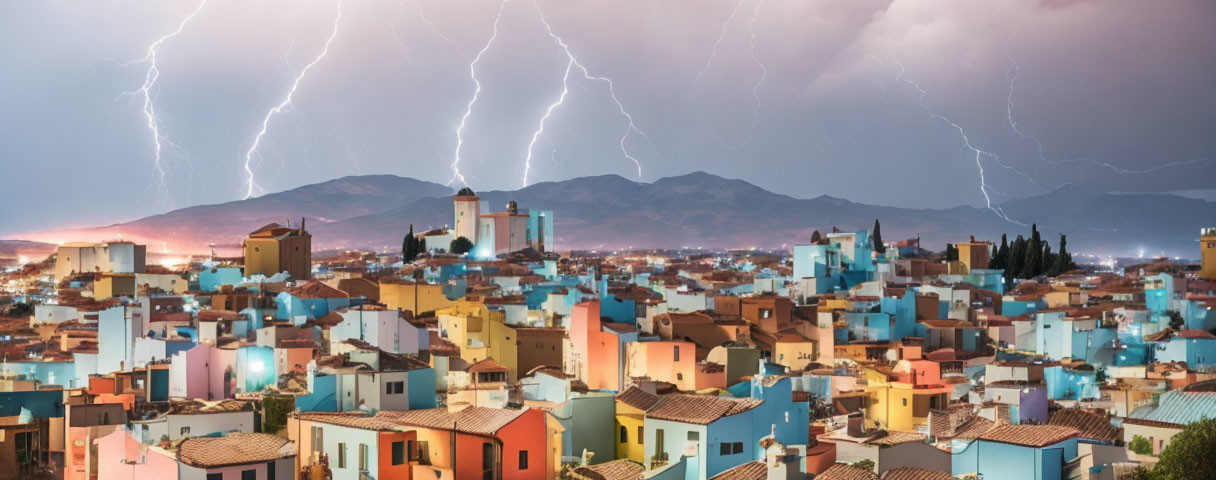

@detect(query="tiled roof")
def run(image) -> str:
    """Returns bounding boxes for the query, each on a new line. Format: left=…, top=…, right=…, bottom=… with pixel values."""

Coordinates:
left=571, top=459, right=645, bottom=480
left=816, top=463, right=879, bottom=480
left=863, top=431, right=927, bottom=447
left=294, top=412, right=402, bottom=431
left=1046, top=408, right=1119, bottom=444
left=377, top=407, right=526, bottom=436
left=707, top=461, right=766, bottom=480
left=881, top=466, right=955, bottom=480
left=177, top=433, right=294, bottom=468
left=616, top=386, right=660, bottom=411
left=285, top=281, right=349, bottom=299
left=646, top=394, right=762, bottom=425
left=979, top=424, right=1079, bottom=447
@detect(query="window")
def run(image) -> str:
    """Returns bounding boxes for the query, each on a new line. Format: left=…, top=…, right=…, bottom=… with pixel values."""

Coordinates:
left=620, top=426, right=628, bottom=443
left=483, top=442, right=495, bottom=469
left=386, top=381, right=405, bottom=395
left=638, top=426, right=644, bottom=444
left=338, top=442, right=347, bottom=468
left=241, top=470, right=256, bottom=480
left=519, top=450, right=529, bottom=470
left=267, top=460, right=276, bottom=480
left=311, top=426, right=323, bottom=453
left=673, top=346, right=680, bottom=362
left=359, top=444, right=369, bottom=471
left=392, top=441, right=405, bottom=465
left=407, top=440, right=417, bottom=461
left=720, top=442, right=744, bottom=455
left=180, top=426, right=190, bottom=436
left=207, top=474, right=222, bottom=480
left=760, top=308, right=773, bottom=319
left=655, top=429, right=665, bottom=455
left=902, top=398, right=908, bottom=407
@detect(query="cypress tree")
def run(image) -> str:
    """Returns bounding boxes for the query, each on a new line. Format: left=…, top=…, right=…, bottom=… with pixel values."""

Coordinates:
left=872, top=219, right=885, bottom=254
left=1052, top=234, right=1075, bottom=276
left=992, top=234, right=1009, bottom=270
left=1008, top=235, right=1026, bottom=280
left=403, top=224, right=418, bottom=262
left=1022, top=224, right=1042, bottom=278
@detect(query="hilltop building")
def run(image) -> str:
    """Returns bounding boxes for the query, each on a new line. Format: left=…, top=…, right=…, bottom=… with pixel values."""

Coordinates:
left=1202, top=227, right=1216, bottom=280
left=54, top=241, right=146, bottom=280
left=450, top=188, right=554, bottom=258
left=243, top=220, right=311, bottom=280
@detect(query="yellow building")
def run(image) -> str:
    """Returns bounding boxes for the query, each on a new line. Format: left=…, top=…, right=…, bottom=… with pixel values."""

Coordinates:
left=1202, top=227, right=1216, bottom=281
left=614, top=386, right=659, bottom=463
left=862, top=362, right=952, bottom=432
left=243, top=221, right=311, bottom=280
left=956, top=237, right=991, bottom=273
left=380, top=281, right=454, bottom=315
left=437, top=300, right=519, bottom=382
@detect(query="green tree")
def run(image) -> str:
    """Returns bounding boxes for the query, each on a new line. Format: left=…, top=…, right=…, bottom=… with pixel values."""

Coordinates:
left=945, top=243, right=958, bottom=261
left=1008, top=235, right=1026, bottom=281
left=1022, top=223, right=1042, bottom=278
left=853, top=459, right=875, bottom=472
left=450, top=236, right=474, bottom=255
left=991, top=234, right=1009, bottom=270
left=1150, top=417, right=1216, bottom=479
left=1166, top=310, right=1185, bottom=331
left=402, top=224, right=420, bottom=262
left=872, top=219, right=885, bottom=254
left=1128, top=434, right=1153, bottom=455
left=1052, top=234, right=1076, bottom=276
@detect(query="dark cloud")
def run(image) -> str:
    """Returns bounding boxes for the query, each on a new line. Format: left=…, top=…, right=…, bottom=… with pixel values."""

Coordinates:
left=1, top=0, right=1213, bottom=234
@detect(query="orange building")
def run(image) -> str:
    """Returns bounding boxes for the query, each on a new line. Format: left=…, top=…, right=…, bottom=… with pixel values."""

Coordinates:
left=568, top=300, right=623, bottom=391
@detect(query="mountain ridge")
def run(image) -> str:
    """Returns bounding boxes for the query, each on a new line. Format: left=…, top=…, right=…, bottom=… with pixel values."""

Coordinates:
left=9, top=172, right=1214, bottom=257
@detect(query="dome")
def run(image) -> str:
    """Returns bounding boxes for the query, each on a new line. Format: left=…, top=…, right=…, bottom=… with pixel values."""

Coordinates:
left=455, top=187, right=476, bottom=197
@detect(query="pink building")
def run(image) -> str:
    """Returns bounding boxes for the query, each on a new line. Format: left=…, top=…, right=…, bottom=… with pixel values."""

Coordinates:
left=568, top=300, right=623, bottom=390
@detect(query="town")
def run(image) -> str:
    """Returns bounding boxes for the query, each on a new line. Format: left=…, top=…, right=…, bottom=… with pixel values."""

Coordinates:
left=1, top=188, right=1214, bottom=480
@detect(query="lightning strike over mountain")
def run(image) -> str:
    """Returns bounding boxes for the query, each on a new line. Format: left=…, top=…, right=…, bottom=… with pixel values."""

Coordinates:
left=117, top=0, right=209, bottom=208
left=450, top=0, right=511, bottom=187
left=890, top=60, right=1028, bottom=225
left=521, top=59, right=573, bottom=188
left=534, top=1, right=655, bottom=181
left=241, top=0, right=343, bottom=200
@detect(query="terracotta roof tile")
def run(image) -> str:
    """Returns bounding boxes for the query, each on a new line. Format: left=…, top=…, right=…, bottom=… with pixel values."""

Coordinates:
left=571, top=459, right=645, bottom=480
left=1046, top=408, right=1119, bottom=444
left=616, top=386, right=660, bottom=411
left=177, top=433, right=294, bottom=468
left=377, top=407, right=526, bottom=436
left=646, top=394, right=762, bottom=425
left=816, top=463, right=879, bottom=480
left=707, top=461, right=766, bottom=480
left=979, top=424, right=1078, bottom=447
left=881, top=466, right=955, bottom=480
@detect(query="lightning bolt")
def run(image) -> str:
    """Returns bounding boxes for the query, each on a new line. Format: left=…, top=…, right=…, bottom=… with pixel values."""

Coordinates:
left=532, top=0, right=655, bottom=184
left=1003, top=25, right=1213, bottom=176
left=242, top=0, right=343, bottom=199
left=744, top=0, right=769, bottom=142
left=522, top=59, right=573, bottom=188
left=450, top=0, right=511, bottom=187
left=890, top=60, right=1028, bottom=225
left=114, top=0, right=208, bottom=208
left=690, top=0, right=747, bottom=149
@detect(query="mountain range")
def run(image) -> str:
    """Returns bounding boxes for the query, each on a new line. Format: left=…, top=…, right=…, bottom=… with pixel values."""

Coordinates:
left=10, top=172, right=1215, bottom=258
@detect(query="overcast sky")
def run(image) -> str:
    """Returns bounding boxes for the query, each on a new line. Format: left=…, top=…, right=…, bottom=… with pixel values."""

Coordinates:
left=2, top=0, right=1214, bottom=234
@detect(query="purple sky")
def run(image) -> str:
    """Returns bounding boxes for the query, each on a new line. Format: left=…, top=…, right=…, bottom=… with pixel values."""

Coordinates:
left=2, top=0, right=1214, bottom=234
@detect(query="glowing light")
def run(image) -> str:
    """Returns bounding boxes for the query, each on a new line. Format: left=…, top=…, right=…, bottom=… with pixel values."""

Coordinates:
left=250, top=360, right=265, bottom=372
left=533, top=2, right=655, bottom=184
left=242, top=0, right=343, bottom=199
left=450, top=0, right=511, bottom=187
left=115, top=0, right=209, bottom=207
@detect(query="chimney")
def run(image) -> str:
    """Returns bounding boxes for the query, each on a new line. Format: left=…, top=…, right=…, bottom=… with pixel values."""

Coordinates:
left=846, top=412, right=864, bottom=437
